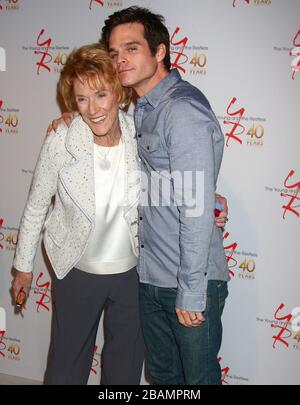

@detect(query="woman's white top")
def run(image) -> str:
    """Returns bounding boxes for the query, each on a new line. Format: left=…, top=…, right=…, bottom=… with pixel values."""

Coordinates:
left=76, top=139, right=137, bottom=275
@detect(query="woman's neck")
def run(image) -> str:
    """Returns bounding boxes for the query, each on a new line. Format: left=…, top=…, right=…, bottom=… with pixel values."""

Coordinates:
left=93, top=122, right=121, bottom=147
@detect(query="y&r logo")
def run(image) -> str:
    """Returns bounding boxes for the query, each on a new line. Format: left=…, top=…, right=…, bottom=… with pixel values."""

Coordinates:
left=280, top=170, right=300, bottom=220
left=34, top=272, right=51, bottom=313
left=0, top=218, right=4, bottom=248
left=89, top=0, right=104, bottom=9
left=233, top=0, right=271, bottom=6
left=271, top=304, right=300, bottom=349
left=34, top=29, right=52, bottom=75
left=290, top=29, right=300, bottom=80
left=271, top=304, right=292, bottom=349
left=233, top=0, right=250, bottom=6
left=0, top=0, right=19, bottom=11
left=223, top=231, right=238, bottom=278
left=0, top=329, right=6, bottom=358
left=170, top=27, right=189, bottom=74
left=218, top=356, right=230, bottom=385
left=90, top=345, right=100, bottom=375
left=33, top=29, right=69, bottom=75
left=0, top=100, right=20, bottom=135
left=223, top=97, right=246, bottom=147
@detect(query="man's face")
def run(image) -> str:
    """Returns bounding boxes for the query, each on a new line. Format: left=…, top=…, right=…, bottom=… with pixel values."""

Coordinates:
left=108, top=22, right=161, bottom=96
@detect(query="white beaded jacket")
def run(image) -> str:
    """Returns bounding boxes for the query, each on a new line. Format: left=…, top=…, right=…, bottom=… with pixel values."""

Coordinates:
left=13, top=110, right=140, bottom=279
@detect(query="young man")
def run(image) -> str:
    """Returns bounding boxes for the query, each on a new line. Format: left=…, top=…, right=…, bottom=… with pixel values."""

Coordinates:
left=101, top=6, right=230, bottom=385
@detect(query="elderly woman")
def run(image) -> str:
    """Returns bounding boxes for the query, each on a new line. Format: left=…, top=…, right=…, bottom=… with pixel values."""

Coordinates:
left=12, top=43, right=143, bottom=385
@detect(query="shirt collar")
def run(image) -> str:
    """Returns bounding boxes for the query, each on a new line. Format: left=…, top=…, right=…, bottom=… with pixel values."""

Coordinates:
left=136, top=69, right=182, bottom=109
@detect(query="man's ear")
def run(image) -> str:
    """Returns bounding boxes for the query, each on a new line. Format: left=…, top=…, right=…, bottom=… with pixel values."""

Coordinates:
left=155, top=43, right=167, bottom=64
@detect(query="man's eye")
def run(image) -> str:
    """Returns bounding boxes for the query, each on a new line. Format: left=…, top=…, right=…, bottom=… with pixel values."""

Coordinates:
left=128, top=47, right=137, bottom=52
left=110, top=53, right=118, bottom=59
left=97, top=93, right=106, bottom=98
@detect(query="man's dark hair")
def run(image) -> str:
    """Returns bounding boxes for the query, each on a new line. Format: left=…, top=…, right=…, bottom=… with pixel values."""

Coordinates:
left=101, top=6, right=171, bottom=71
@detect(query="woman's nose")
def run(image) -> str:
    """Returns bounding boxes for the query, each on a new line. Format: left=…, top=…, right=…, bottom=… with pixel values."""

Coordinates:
left=88, top=100, right=97, bottom=115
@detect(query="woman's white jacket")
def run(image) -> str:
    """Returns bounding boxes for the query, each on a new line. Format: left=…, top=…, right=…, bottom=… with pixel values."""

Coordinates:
left=13, top=110, right=140, bottom=279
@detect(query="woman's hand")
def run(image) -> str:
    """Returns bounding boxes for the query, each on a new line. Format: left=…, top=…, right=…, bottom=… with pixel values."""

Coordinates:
left=47, top=111, right=79, bottom=133
left=11, top=270, right=33, bottom=304
left=215, top=194, right=229, bottom=228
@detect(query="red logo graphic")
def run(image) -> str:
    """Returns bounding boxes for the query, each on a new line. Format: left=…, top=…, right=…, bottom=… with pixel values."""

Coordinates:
left=170, top=27, right=189, bottom=74
left=89, top=0, right=104, bottom=9
left=271, top=304, right=292, bottom=349
left=233, top=0, right=250, bottom=6
left=223, top=97, right=246, bottom=147
left=280, top=170, right=300, bottom=219
left=91, top=345, right=100, bottom=375
left=0, top=218, right=4, bottom=250
left=223, top=231, right=238, bottom=278
left=34, top=29, right=53, bottom=75
left=218, top=356, right=230, bottom=385
left=34, top=272, right=51, bottom=312
left=290, top=29, right=300, bottom=80
left=0, top=330, right=6, bottom=358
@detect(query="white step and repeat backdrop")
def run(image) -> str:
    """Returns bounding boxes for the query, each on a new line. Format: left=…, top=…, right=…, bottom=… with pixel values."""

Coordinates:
left=0, top=0, right=300, bottom=385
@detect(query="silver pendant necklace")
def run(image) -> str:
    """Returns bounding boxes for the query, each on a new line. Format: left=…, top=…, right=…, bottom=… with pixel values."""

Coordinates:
left=96, top=145, right=112, bottom=171
left=95, top=134, right=121, bottom=171
left=97, top=146, right=112, bottom=171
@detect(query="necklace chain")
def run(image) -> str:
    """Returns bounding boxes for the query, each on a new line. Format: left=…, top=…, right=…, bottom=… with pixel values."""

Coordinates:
left=94, top=134, right=121, bottom=171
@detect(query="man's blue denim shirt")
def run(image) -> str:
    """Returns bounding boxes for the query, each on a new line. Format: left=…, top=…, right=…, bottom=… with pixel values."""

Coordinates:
left=134, top=69, right=229, bottom=312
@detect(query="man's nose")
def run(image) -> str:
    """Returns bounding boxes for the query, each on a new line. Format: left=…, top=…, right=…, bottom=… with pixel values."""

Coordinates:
left=117, top=51, right=127, bottom=66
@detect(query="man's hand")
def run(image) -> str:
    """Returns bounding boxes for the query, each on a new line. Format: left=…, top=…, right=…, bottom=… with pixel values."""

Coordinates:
left=175, top=307, right=205, bottom=328
left=11, top=270, right=33, bottom=303
left=215, top=193, right=229, bottom=228
left=47, top=111, right=79, bottom=133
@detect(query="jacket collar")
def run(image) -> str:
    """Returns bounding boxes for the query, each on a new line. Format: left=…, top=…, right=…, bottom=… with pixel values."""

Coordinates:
left=59, top=110, right=139, bottom=223
left=64, top=110, right=135, bottom=159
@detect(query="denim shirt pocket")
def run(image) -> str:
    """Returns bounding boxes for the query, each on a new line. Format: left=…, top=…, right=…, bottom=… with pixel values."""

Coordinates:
left=138, top=132, right=160, bottom=154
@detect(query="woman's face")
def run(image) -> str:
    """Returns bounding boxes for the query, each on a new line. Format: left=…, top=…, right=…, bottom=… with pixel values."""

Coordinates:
left=73, top=77, right=120, bottom=140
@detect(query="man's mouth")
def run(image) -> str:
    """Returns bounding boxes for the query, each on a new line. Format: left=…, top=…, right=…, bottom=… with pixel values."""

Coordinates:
left=119, top=68, right=133, bottom=74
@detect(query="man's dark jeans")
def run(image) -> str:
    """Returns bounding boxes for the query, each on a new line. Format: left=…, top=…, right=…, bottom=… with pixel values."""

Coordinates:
left=139, top=280, right=228, bottom=385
